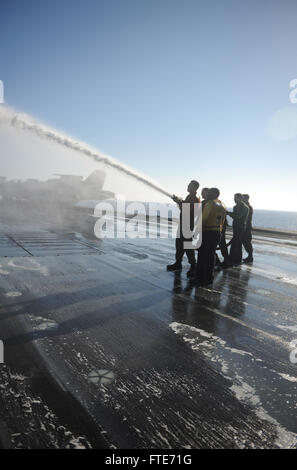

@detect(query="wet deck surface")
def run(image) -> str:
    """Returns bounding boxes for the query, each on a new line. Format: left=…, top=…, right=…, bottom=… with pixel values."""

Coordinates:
left=0, top=223, right=297, bottom=449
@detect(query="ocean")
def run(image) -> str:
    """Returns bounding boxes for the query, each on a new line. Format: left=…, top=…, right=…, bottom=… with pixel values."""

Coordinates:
left=251, top=209, right=297, bottom=232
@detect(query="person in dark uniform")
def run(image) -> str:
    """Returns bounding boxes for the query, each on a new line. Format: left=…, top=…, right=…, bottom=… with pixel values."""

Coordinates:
left=216, top=217, right=231, bottom=268
left=201, top=187, right=209, bottom=208
left=196, top=188, right=226, bottom=287
left=242, top=194, right=253, bottom=263
left=167, top=180, right=200, bottom=277
left=227, top=193, right=249, bottom=266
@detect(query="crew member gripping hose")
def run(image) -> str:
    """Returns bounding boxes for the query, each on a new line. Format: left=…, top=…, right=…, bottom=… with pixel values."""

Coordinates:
left=167, top=180, right=200, bottom=278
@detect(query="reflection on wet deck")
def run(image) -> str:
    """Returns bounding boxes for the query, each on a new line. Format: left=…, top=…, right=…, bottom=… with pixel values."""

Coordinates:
left=0, top=226, right=297, bottom=449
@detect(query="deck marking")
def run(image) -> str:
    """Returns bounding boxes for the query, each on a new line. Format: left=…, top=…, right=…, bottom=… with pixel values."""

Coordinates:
left=88, top=369, right=115, bottom=386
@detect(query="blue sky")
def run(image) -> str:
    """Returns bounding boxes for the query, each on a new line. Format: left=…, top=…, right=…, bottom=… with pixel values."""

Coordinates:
left=1, top=0, right=297, bottom=209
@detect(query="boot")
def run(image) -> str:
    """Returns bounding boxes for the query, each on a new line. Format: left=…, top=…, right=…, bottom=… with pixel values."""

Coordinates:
left=167, top=262, right=182, bottom=272
left=186, top=265, right=196, bottom=278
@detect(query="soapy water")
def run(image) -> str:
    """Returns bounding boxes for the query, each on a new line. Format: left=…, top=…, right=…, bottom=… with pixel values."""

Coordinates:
left=0, top=105, right=172, bottom=199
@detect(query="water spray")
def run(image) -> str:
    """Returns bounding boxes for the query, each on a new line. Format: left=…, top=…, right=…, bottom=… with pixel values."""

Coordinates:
left=1, top=106, right=172, bottom=199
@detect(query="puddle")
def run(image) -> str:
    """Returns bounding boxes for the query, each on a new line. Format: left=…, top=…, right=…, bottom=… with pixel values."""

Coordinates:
left=5, top=291, right=23, bottom=297
left=36, top=320, right=59, bottom=331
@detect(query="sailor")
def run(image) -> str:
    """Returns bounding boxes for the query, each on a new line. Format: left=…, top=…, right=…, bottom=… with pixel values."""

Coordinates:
left=242, top=194, right=254, bottom=263
left=227, top=193, right=249, bottom=266
left=201, top=187, right=209, bottom=208
left=216, top=217, right=230, bottom=268
left=196, top=188, right=226, bottom=287
left=167, top=180, right=200, bottom=277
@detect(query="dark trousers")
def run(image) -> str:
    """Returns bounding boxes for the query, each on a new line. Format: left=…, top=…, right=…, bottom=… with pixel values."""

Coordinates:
left=230, top=227, right=244, bottom=265
left=242, top=227, right=253, bottom=258
left=218, top=225, right=229, bottom=263
left=176, top=236, right=196, bottom=266
left=197, top=231, right=221, bottom=285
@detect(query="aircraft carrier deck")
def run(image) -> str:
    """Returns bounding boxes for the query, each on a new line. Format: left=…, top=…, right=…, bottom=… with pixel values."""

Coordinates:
left=0, top=219, right=297, bottom=449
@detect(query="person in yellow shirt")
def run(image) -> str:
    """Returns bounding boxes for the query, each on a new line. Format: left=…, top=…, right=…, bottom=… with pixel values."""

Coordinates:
left=196, top=188, right=226, bottom=287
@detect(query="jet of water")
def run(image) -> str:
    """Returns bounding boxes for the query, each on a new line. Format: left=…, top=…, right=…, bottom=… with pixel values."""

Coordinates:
left=1, top=106, right=172, bottom=198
